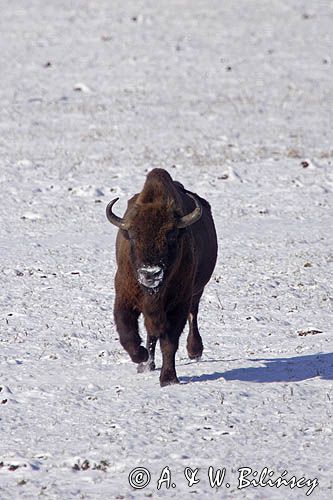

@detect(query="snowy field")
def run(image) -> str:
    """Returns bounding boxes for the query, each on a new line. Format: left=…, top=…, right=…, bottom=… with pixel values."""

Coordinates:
left=0, top=1, right=332, bottom=498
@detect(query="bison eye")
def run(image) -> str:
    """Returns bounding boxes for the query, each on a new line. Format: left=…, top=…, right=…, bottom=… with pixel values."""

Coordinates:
left=167, top=229, right=178, bottom=244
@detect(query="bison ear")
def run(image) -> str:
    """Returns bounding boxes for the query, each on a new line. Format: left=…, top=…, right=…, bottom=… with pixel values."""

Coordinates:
left=121, top=228, right=137, bottom=242
left=178, top=227, right=188, bottom=237
left=121, top=229, right=130, bottom=240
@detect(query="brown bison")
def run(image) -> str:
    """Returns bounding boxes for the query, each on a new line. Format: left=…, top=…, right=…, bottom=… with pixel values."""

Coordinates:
left=106, top=168, right=217, bottom=386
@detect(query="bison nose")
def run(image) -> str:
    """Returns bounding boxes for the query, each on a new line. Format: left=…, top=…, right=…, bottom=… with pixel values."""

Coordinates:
left=141, top=266, right=162, bottom=278
left=138, top=266, right=164, bottom=288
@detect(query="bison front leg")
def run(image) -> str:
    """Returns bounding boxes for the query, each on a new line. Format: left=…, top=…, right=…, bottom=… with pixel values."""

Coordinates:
left=159, top=305, right=189, bottom=387
left=114, top=304, right=148, bottom=364
left=159, top=334, right=180, bottom=387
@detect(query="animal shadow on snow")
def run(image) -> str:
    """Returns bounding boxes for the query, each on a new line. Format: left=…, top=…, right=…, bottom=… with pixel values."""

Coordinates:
left=180, top=353, right=333, bottom=384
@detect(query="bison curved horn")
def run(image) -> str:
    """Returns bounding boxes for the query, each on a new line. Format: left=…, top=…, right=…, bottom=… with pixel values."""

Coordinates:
left=106, top=198, right=129, bottom=230
left=177, top=194, right=202, bottom=228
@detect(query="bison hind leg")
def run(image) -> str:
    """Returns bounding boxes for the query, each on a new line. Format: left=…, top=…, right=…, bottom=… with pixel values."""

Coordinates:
left=137, top=359, right=156, bottom=373
left=137, top=335, right=157, bottom=373
left=187, top=308, right=204, bottom=361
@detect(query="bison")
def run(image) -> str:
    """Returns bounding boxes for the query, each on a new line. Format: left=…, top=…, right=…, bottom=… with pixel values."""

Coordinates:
left=106, top=168, right=217, bottom=386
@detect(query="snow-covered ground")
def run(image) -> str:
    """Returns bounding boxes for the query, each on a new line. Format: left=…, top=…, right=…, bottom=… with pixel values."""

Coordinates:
left=0, top=1, right=332, bottom=498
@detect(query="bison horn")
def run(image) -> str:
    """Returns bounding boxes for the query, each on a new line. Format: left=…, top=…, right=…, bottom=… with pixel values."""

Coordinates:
left=106, top=198, right=129, bottom=230
left=177, top=194, right=202, bottom=228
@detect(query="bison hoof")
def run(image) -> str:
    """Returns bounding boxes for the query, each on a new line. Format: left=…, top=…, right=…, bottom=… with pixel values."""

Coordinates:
left=160, top=376, right=180, bottom=388
left=187, top=339, right=203, bottom=361
left=137, top=361, right=156, bottom=373
left=131, top=346, right=149, bottom=364
left=188, top=353, right=202, bottom=361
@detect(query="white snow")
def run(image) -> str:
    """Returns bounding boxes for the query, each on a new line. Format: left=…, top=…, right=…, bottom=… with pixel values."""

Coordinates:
left=0, top=1, right=332, bottom=499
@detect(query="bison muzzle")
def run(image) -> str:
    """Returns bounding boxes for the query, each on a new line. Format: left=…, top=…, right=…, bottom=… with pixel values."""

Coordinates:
left=106, top=168, right=218, bottom=387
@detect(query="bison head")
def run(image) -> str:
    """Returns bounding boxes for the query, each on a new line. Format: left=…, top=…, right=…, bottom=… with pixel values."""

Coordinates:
left=106, top=194, right=201, bottom=292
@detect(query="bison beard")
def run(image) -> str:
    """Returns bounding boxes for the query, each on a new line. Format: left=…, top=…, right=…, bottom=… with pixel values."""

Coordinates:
left=106, top=168, right=218, bottom=387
